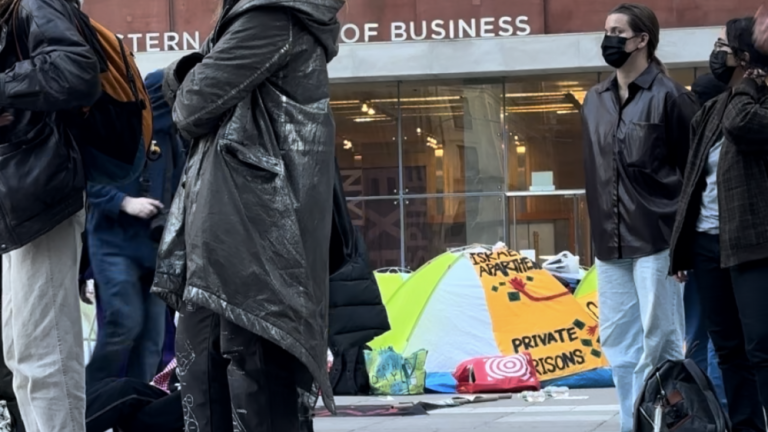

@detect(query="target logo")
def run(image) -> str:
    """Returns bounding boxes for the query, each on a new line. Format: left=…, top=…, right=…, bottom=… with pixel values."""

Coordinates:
left=453, top=352, right=540, bottom=394
left=484, top=355, right=533, bottom=381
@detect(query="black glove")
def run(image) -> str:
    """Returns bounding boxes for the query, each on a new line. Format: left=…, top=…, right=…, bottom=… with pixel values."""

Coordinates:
left=174, top=52, right=205, bottom=84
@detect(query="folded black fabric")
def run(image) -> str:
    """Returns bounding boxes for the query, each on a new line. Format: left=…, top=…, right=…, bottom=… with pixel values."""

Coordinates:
left=86, top=378, right=182, bottom=432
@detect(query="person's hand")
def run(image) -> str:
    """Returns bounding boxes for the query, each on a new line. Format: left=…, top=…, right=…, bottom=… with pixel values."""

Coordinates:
left=120, top=197, right=163, bottom=219
left=746, top=68, right=767, bottom=79
left=755, top=6, right=768, bottom=55
left=673, top=271, right=688, bottom=284
left=0, top=113, right=14, bottom=127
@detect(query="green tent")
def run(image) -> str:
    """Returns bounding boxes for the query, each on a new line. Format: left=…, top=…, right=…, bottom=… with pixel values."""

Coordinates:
left=374, top=268, right=412, bottom=304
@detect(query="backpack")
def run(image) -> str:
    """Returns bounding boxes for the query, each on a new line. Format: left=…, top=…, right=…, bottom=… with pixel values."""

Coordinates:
left=11, top=4, right=151, bottom=186
left=633, top=357, right=730, bottom=432
left=328, top=345, right=371, bottom=396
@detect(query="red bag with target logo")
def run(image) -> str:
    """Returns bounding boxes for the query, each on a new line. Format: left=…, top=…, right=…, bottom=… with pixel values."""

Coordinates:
left=453, top=352, right=541, bottom=394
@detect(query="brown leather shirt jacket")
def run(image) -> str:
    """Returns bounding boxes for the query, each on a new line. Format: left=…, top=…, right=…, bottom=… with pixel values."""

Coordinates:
left=582, top=64, right=699, bottom=261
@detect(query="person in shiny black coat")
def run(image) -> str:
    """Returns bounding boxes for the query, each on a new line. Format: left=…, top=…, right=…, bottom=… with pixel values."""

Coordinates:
left=153, top=0, right=346, bottom=430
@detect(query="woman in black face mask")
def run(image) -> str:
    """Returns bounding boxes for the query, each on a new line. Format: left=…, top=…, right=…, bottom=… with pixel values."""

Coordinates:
left=670, top=16, right=768, bottom=431
left=581, top=4, right=699, bottom=432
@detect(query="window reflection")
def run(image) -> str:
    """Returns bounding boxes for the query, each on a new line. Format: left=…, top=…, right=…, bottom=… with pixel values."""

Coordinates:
left=399, top=81, right=505, bottom=194
left=509, top=194, right=591, bottom=266
left=403, top=196, right=504, bottom=269
left=505, top=73, right=598, bottom=191
left=346, top=199, right=401, bottom=269
left=331, top=83, right=400, bottom=197
left=330, top=69, right=696, bottom=268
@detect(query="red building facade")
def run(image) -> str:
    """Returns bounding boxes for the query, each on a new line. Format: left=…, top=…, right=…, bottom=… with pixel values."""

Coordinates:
left=84, top=0, right=762, bottom=52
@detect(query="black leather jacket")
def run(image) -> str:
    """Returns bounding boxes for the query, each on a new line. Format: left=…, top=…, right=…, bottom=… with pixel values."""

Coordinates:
left=582, top=64, right=699, bottom=261
left=0, top=0, right=100, bottom=253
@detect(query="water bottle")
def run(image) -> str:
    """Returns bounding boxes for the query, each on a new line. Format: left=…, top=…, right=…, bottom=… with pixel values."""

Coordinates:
left=543, top=386, right=570, bottom=398
left=519, top=390, right=546, bottom=402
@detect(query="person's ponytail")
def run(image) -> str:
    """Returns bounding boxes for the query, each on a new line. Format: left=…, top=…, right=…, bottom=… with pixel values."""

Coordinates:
left=651, top=55, right=668, bottom=76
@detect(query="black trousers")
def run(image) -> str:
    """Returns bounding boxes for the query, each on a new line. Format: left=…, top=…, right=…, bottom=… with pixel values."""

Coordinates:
left=692, top=233, right=768, bottom=432
left=176, top=302, right=313, bottom=432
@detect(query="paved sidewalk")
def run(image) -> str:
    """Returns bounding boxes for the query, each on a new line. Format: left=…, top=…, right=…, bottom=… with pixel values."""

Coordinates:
left=315, top=388, right=619, bottom=432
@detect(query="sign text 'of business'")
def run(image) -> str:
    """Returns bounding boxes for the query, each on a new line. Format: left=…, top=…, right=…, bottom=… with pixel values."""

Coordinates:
left=341, top=16, right=531, bottom=43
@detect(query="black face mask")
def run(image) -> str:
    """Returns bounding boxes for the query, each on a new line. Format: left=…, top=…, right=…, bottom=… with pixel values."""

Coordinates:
left=601, top=35, right=639, bottom=69
left=709, top=50, right=735, bottom=84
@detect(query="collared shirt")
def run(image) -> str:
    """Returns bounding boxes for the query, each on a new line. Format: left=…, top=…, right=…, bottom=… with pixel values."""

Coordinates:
left=582, top=64, right=700, bottom=260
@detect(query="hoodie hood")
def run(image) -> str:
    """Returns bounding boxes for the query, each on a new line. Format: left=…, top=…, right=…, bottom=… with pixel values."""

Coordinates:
left=145, top=69, right=174, bottom=134
left=226, top=0, right=344, bottom=62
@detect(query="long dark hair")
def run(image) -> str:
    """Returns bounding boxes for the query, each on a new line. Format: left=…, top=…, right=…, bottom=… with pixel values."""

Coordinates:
left=0, top=0, right=19, bottom=26
left=726, top=16, right=768, bottom=71
left=609, top=3, right=667, bottom=75
left=215, top=0, right=240, bottom=20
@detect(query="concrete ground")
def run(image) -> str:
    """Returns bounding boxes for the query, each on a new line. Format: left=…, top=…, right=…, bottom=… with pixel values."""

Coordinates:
left=315, top=388, right=620, bottom=432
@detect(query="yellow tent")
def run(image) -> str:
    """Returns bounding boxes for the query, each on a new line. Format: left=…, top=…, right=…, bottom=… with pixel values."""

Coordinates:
left=370, top=245, right=605, bottom=381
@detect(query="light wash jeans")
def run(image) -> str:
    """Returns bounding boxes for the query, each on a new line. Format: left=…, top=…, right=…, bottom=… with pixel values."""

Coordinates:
left=596, top=249, right=685, bottom=432
left=2, top=211, right=86, bottom=432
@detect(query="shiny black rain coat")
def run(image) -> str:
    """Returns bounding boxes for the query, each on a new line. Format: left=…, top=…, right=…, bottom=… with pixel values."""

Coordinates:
left=151, top=0, right=344, bottom=411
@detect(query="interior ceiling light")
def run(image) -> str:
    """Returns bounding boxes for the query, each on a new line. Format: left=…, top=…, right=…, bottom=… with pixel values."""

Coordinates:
left=505, top=92, right=567, bottom=98
left=516, top=146, right=526, bottom=154
left=368, top=108, right=376, bottom=115
left=401, top=112, right=464, bottom=117
left=507, top=103, right=574, bottom=109
left=505, top=89, right=586, bottom=103
left=507, top=104, right=577, bottom=113
left=329, top=101, right=361, bottom=107
left=569, top=91, right=587, bottom=104
left=371, top=96, right=462, bottom=103
left=399, top=104, right=463, bottom=109
left=353, top=117, right=389, bottom=123
left=350, top=114, right=388, bottom=120
left=361, top=103, right=369, bottom=112
left=329, top=100, right=360, bottom=105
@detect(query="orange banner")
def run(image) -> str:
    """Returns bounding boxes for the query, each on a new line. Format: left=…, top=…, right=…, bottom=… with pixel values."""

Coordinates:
left=469, top=248, right=605, bottom=380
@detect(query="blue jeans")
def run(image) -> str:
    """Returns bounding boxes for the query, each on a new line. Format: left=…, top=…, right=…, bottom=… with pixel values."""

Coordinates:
left=596, top=250, right=685, bottom=432
left=684, top=274, right=728, bottom=410
left=86, top=252, right=166, bottom=386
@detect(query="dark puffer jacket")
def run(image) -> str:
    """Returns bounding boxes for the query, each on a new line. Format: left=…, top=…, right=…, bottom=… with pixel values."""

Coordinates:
left=328, top=159, right=390, bottom=352
left=327, top=159, right=390, bottom=396
left=0, top=0, right=100, bottom=253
